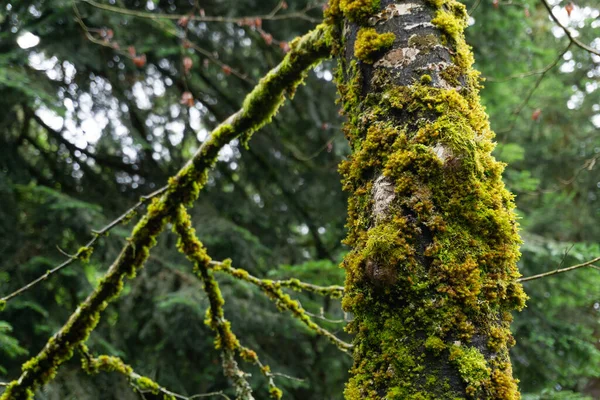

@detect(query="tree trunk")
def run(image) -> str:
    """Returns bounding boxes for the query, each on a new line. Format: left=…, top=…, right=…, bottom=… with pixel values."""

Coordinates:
left=328, top=0, right=528, bottom=398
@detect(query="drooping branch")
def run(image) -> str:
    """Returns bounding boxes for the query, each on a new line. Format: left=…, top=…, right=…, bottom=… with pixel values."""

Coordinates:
left=172, top=204, right=349, bottom=397
left=0, top=24, right=332, bottom=400
left=210, top=260, right=351, bottom=352
left=172, top=204, right=257, bottom=400
left=78, top=345, right=230, bottom=400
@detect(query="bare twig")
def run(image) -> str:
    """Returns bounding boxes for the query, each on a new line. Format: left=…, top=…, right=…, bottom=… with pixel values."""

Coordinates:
left=468, top=0, right=482, bottom=15
left=80, top=0, right=322, bottom=24
left=518, top=255, right=600, bottom=282
left=0, top=187, right=166, bottom=305
left=74, top=0, right=254, bottom=84
left=305, top=310, right=346, bottom=324
left=559, top=153, right=600, bottom=185
left=539, top=0, right=600, bottom=57
left=496, top=43, right=571, bottom=134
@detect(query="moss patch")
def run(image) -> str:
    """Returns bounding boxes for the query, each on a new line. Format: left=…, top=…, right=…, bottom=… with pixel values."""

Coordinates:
left=354, top=28, right=395, bottom=64
left=340, top=0, right=380, bottom=22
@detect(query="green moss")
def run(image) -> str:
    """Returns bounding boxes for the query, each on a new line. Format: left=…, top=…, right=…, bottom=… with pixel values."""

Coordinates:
left=269, top=386, right=284, bottom=399
left=425, top=336, right=446, bottom=353
left=76, top=246, right=93, bottom=263
left=0, top=300, right=6, bottom=312
left=354, top=28, right=395, bottom=64
left=449, top=346, right=491, bottom=394
left=440, top=65, right=462, bottom=87
left=135, top=376, right=161, bottom=394
left=420, top=74, right=432, bottom=84
left=340, top=0, right=380, bottom=22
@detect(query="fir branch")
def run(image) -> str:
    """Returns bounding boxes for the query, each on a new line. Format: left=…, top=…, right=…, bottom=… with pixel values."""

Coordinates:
left=0, top=24, right=332, bottom=400
left=0, top=187, right=165, bottom=305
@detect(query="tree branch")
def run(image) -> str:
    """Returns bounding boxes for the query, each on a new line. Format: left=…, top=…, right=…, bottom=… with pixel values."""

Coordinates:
left=539, top=0, right=600, bottom=57
left=172, top=204, right=255, bottom=400
left=0, top=187, right=165, bottom=307
left=78, top=345, right=231, bottom=400
left=210, top=260, right=351, bottom=352
left=518, top=255, right=600, bottom=283
left=80, top=0, right=322, bottom=24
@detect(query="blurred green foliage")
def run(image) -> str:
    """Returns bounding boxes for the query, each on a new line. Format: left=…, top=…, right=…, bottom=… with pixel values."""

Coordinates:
left=0, top=0, right=598, bottom=398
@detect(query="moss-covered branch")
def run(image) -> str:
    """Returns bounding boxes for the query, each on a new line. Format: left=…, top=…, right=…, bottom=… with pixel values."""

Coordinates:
left=172, top=204, right=349, bottom=398
left=214, top=264, right=344, bottom=298
left=172, top=204, right=256, bottom=400
left=78, top=345, right=229, bottom=400
left=211, top=260, right=352, bottom=353
left=0, top=24, right=332, bottom=400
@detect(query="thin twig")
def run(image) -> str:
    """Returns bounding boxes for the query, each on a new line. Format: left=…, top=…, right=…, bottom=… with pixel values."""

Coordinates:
left=468, top=0, right=482, bottom=15
left=485, top=42, right=570, bottom=83
left=539, top=0, right=600, bottom=57
left=80, top=0, right=322, bottom=24
left=518, top=255, right=600, bottom=282
left=271, top=372, right=305, bottom=382
left=559, top=153, right=600, bottom=185
left=74, top=0, right=254, bottom=84
left=0, top=187, right=166, bottom=304
left=305, top=310, right=346, bottom=323
left=496, top=43, right=571, bottom=134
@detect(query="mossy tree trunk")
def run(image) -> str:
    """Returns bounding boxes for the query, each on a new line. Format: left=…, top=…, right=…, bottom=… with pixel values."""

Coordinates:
left=328, top=0, right=528, bottom=398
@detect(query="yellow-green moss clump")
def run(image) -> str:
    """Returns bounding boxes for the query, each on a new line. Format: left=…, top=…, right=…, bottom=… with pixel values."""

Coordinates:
left=332, top=0, right=527, bottom=398
left=354, top=28, right=395, bottom=63
left=339, top=0, right=380, bottom=22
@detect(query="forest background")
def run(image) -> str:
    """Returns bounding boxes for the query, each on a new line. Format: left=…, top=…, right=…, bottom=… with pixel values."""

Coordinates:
left=0, top=0, right=599, bottom=399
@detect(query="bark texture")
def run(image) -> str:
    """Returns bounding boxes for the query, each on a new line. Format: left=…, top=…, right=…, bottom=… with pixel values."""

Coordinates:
left=328, top=0, right=528, bottom=398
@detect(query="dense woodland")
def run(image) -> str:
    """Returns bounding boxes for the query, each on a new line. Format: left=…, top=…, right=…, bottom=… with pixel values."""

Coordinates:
left=0, top=0, right=599, bottom=399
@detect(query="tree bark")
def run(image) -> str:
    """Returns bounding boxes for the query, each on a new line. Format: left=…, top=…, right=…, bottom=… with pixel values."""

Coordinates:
left=328, top=0, right=528, bottom=398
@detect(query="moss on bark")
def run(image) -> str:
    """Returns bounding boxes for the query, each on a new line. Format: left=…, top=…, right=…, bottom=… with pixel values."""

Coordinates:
left=329, top=0, right=527, bottom=398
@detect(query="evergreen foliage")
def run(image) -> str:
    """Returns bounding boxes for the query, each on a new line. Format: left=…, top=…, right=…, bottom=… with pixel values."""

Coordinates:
left=0, top=0, right=598, bottom=398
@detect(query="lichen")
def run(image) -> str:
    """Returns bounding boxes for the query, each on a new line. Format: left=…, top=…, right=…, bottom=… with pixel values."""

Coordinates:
left=408, top=34, right=439, bottom=51
left=354, top=28, right=395, bottom=64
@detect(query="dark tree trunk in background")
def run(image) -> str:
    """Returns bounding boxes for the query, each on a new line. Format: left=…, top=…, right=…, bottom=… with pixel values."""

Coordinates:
left=328, top=0, right=528, bottom=398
